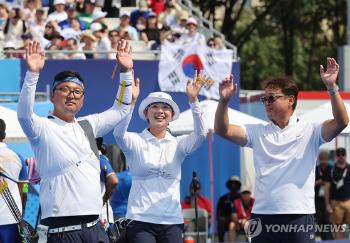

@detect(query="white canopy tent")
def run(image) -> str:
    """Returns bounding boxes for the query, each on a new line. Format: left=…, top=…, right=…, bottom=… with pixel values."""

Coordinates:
left=169, top=99, right=267, bottom=230
left=299, top=101, right=350, bottom=153
left=169, top=99, right=268, bottom=134
left=0, top=106, right=27, bottom=143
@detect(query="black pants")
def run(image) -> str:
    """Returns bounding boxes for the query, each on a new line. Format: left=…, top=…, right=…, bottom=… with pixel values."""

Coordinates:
left=41, top=215, right=109, bottom=243
left=315, top=199, right=333, bottom=240
left=127, top=220, right=184, bottom=243
left=250, top=214, right=316, bottom=243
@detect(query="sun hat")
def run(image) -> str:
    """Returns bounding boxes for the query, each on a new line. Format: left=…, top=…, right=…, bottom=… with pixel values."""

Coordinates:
left=138, top=92, right=180, bottom=121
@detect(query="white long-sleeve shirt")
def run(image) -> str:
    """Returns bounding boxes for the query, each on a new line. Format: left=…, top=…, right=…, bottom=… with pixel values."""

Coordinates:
left=17, top=71, right=133, bottom=219
left=113, top=101, right=207, bottom=224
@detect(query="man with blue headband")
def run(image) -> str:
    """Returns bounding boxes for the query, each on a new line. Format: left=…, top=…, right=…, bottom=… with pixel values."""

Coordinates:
left=17, top=40, right=138, bottom=243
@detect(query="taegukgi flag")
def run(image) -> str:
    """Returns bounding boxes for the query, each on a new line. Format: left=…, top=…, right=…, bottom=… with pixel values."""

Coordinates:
left=158, top=42, right=233, bottom=100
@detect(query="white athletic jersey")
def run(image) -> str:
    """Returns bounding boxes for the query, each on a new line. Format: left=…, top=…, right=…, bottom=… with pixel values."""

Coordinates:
left=17, top=71, right=132, bottom=219
left=243, top=113, right=325, bottom=214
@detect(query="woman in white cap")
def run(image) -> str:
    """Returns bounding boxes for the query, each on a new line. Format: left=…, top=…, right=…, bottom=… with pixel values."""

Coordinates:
left=113, top=72, right=208, bottom=243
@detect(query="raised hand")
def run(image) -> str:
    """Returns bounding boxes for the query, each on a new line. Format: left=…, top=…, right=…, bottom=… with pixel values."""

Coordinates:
left=116, top=39, right=133, bottom=72
left=320, top=57, right=339, bottom=88
left=131, top=77, right=140, bottom=107
left=219, top=74, right=236, bottom=101
left=186, top=70, right=204, bottom=103
left=26, top=41, right=45, bottom=73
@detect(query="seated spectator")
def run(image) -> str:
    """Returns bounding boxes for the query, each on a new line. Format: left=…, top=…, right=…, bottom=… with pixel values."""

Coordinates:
left=22, top=0, right=41, bottom=25
left=182, top=180, right=212, bottom=241
left=159, top=25, right=180, bottom=43
left=149, top=0, right=165, bottom=16
left=207, top=37, right=216, bottom=48
left=45, top=43, right=65, bottom=59
left=130, top=0, right=151, bottom=29
left=140, top=12, right=160, bottom=49
left=59, top=3, right=86, bottom=30
left=214, top=36, right=226, bottom=50
left=28, top=8, right=46, bottom=42
left=176, top=17, right=205, bottom=46
left=3, top=41, right=17, bottom=58
left=90, top=22, right=113, bottom=59
left=116, top=11, right=139, bottom=40
left=172, top=10, right=188, bottom=34
left=109, top=29, right=120, bottom=55
left=217, top=175, right=241, bottom=243
left=91, top=10, right=107, bottom=25
left=78, top=0, right=96, bottom=27
left=16, top=32, right=33, bottom=58
left=181, top=180, right=212, bottom=220
left=158, top=0, right=180, bottom=28
left=46, top=0, right=68, bottom=23
left=80, top=29, right=97, bottom=59
left=59, top=17, right=82, bottom=40
left=102, top=0, right=120, bottom=17
left=4, top=8, right=27, bottom=48
left=0, top=3, right=9, bottom=33
left=64, top=37, right=86, bottom=59
left=231, top=185, right=254, bottom=242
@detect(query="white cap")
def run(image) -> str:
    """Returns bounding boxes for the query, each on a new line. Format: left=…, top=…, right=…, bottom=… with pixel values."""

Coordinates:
left=4, top=41, right=15, bottom=49
left=54, top=0, right=65, bottom=5
left=240, top=185, right=252, bottom=193
left=120, top=11, right=130, bottom=17
left=92, top=11, right=107, bottom=21
left=90, top=22, right=103, bottom=32
left=138, top=92, right=180, bottom=121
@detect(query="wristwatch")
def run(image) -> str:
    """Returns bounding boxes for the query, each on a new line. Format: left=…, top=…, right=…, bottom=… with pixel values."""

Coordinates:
left=328, top=85, right=339, bottom=96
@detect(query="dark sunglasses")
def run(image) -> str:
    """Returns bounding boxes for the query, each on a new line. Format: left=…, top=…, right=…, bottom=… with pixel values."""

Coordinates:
left=260, top=95, right=287, bottom=104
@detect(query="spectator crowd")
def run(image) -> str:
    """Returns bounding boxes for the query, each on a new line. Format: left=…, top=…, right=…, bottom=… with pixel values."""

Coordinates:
left=0, top=0, right=226, bottom=59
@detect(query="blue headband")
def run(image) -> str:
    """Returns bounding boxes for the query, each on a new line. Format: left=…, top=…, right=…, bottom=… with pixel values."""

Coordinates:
left=52, top=77, right=84, bottom=91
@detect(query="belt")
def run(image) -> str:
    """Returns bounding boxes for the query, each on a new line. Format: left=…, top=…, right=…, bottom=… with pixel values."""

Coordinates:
left=47, top=218, right=99, bottom=234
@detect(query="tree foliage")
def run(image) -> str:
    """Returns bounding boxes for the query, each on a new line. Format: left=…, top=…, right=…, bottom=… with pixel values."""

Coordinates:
left=196, top=0, right=347, bottom=90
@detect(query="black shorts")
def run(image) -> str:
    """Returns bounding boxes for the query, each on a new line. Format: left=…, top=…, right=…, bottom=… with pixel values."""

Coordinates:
left=248, top=214, right=315, bottom=243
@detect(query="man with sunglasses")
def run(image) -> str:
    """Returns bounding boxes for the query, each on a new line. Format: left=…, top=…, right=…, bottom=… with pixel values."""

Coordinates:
left=215, top=58, right=349, bottom=243
left=17, top=40, right=137, bottom=243
left=324, top=147, right=350, bottom=240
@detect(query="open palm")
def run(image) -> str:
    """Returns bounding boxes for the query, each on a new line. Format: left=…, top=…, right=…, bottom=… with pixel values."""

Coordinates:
left=186, top=70, right=203, bottom=102
left=320, top=57, right=339, bottom=87
left=26, top=41, right=45, bottom=73
left=116, top=39, right=133, bottom=71
left=219, top=74, right=236, bottom=100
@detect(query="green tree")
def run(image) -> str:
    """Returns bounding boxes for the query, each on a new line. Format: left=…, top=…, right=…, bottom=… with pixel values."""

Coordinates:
left=197, top=0, right=347, bottom=90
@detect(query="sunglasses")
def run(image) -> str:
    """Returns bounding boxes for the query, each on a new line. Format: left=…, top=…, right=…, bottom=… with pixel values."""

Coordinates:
left=260, top=94, right=288, bottom=104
